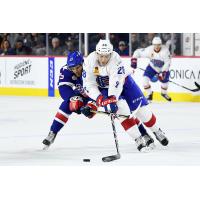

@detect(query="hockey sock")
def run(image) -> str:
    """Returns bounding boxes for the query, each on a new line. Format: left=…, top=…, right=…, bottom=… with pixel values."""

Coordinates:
left=143, top=113, right=160, bottom=132
left=121, top=117, right=141, bottom=139
left=161, top=82, right=169, bottom=94
left=143, top=76, right=152, bottom=95
left=51, top=109, right=69, bottom=133
left=135, top=118, right=148, bottom=136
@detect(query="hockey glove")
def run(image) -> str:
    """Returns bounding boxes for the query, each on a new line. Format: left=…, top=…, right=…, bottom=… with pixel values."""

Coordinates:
left=107, top=101, right=118, bottom=113
left=96, top=95, right=118, bottom=113
left=158, top=71, right=167, bottom=81
left=69, top=96, right=84, bottom=114
left=131, top=58, right=137, bottom=69
left=80, top=101, right=98, bottom=118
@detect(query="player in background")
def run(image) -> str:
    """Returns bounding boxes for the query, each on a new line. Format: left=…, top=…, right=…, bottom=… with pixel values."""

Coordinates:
left=131, top=36, right=172, bottom=101
left=42, top=51, right=155, bottom=151
left=82, top=40, right=169, bottom=150
left=42, top=51, right=98, bottom=149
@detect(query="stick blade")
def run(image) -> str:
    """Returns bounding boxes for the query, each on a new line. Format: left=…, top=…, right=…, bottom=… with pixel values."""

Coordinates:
left=102, top=154, right=121, bottom=162
left=194, top=82, right=200, bottom=89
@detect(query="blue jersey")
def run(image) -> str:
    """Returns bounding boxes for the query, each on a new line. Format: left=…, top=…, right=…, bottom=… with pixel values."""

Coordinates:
left=50, top=66, right=89, bottom=134
left=58, top=66, right=88, bottom=101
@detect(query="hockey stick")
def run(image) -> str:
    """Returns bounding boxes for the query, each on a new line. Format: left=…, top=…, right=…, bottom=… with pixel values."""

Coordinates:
left=169, top=80, right=200, bottom=92
left=92, top=100, right=142, bottom=119
left=102, top=113, right=121, bottom=162
left=92, top=110, right=128, bottom=119
left=138, top=67, right=200, bottom=92
left=195, top=82, right=200, bottom=90
left=92, top=101, right=142, bottom=162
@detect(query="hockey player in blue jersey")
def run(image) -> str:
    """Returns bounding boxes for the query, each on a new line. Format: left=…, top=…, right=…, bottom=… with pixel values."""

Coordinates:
left=42, top=51, right=98, bottom=149
left=82, top=40, right=169, bottom=147
left=42, top=51, right=155, bottom=151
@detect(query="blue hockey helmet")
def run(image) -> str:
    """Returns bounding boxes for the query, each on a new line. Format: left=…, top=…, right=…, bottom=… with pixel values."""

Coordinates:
left=67, top=51, right=84, bottom=68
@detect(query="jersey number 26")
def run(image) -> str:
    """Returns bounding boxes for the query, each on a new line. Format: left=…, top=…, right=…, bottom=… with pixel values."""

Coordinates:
left=117, top=66, right=125, bottom=74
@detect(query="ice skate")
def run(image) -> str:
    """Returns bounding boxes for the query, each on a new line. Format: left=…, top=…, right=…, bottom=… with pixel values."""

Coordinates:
left=143, top=134, right=156, bottom=150
left=42, top=131, right=57, bottom=150
left=146, top=92, right=153, bottom=102
left=153, top=128, right=169, bottom=146
left=135, top=136, right=148, bottom=152
left=161, top=93, right=172, bottom=101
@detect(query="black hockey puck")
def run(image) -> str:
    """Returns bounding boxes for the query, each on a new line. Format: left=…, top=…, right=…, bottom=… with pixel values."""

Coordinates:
left=83, top=159, right=90, bottom=162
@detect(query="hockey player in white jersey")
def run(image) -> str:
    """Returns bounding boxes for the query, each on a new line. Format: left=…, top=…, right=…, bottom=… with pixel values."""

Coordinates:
left=131, top=36, right=172, bottom=101
left=82, top=39, right=169, bottom=152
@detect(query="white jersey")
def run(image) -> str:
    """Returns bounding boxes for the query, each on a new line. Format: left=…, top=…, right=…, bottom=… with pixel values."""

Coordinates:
left=133, top=45, right=171, bottom=73
left=83, top=51, right=133, bottom=100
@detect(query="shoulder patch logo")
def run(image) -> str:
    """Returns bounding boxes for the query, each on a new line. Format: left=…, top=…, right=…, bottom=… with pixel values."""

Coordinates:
left=93, top=66, right=100, bottom=75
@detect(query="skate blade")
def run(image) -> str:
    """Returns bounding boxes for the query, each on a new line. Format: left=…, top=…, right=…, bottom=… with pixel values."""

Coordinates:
left=148, top=143, right=156, bottom=150
left=42, top=145, right=50, bottom=150
left=140, top=147, right=150, bottom=153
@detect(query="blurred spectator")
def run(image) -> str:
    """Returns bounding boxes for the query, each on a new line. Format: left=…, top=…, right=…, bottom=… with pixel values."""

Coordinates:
left=131, top=33, right=140, bottom=53
left=15, top=33, right=32, bottom=48
left=0, top=33, right=183, bottom=56
left=49, top=37, right=64, bottom=56
left=0, top=39, right=16, bottom=55
left=139, top=39, right=147, bottom=48
left=161, top=33, right=181, bottom=55
left=0, top=33, right=10, bottom=41
left=89, top=33, right=106, bottom=52
left=67, top=34, right=79, bottom=50
left=161, top=33, right=171, bottom=44
left=115, top=41, right=129, bottom=56
left=67, top=33, right=79, bottom=41
left=63, top=40, right=77, bottom=56
left=173, top=33, right=181, bottom=55
left=0, top=34, right=12, bottom=48
left=34, top=46, right=46, bottom=55
left=138, top=33, right=156, bottom=48
left=30, top=33, right=45, bottom=47
left=30, top=33, right=46, bottom=55
left=0, top=35, right=3, bottom=45
left=110, top=33, right=120, bottom=49
left=14, top=39, right=32, bottom=55
left=117, top=33, right=129, bottom=44
left=146, top=33, right=155, bottom=45
left=49, top=33, right=69, bottom=46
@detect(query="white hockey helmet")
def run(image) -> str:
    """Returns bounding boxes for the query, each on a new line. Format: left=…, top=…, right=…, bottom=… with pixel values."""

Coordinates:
left=152, top=37, right=162, bottom=45
left=96, top=39, right=113, bottom=55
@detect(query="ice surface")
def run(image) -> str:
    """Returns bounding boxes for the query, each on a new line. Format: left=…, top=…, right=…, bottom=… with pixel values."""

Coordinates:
left=0, top=96, right=200, bottom=165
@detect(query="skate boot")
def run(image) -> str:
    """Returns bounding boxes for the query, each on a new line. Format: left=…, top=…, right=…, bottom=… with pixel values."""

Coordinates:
left=135, top=136, right=148, bottom=152
left=153, top=128, right=169, bottom=146
left=146, top=92, right=153, bottom=102
left=42, top=131, right=57, bottom=149
left=143, top=134, right=156, bottom=150
left=161, top=93, right=172, bottom=101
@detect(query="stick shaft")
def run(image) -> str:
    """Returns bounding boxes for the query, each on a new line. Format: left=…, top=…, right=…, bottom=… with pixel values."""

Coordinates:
left=92, top=110, right=129, bottom=118
left=110, top=114, right=120, bottom=155
left=138, top=67, right=200, bottom=92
